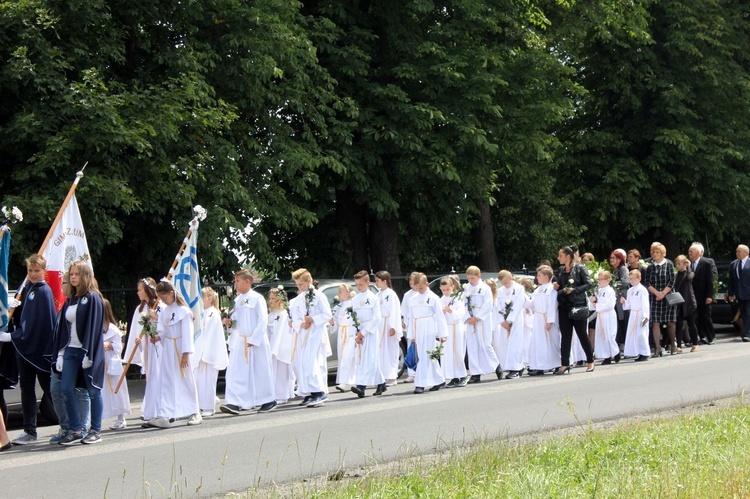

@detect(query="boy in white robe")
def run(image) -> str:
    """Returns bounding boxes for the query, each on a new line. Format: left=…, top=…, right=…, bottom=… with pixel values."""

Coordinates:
left=496, top=270, right=528, bottom=379
left=332, top=285, right=357, bottom=391
left=145, top=281, right=201, bottom=428
left=289, top=268, right=333, bottom=408
left=374, top=271, right=402, bottom=386
left=408, top=273, right=449, bottom=393
left=195, top=288, right=229, bottom=416
left=589, top=271, right=620, bottom=364
left=524, top=266, right=561, bottom=375
left=351, top=271, right=385, bottom=397
left=621, top=269, right=651, bottom=361
left=463, top=266, right=500, bottom=383
left=220, top=270, right=277, bottom=414
left=267, top=287, right=296, bottom=404
left=438, top=276, right=467, bottom=386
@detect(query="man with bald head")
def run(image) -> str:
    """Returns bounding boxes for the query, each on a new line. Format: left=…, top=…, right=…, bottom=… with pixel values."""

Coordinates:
left=728, top=245, right=750, bottom=342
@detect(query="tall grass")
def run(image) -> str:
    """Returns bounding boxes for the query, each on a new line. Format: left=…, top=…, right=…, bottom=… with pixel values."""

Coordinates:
left=253, top=400, right=750, bottom=498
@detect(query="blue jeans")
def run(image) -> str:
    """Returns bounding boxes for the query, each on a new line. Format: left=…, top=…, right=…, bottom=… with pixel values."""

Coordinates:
left=61, top=347, right=102, bottom=433
left=51, top=370, right=90, bottom=433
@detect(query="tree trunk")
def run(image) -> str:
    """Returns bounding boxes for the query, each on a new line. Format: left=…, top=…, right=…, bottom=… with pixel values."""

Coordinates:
left=472, top=197, right=499, bottom=272
left=336, top=188, right=369, bottom=272
left=370, top=214, right=402, bottom=276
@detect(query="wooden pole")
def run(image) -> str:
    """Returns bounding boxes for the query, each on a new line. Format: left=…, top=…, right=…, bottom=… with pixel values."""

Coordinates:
left=114, top=216, right=198, bottom=393
left=8, top=163, right=87, bottom=321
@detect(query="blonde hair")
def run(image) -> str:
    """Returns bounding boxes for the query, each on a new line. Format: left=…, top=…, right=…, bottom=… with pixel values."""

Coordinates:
left=485, top=279, right=497, bottom=300
left=518, top=277, right=534, bottom=293
left=338, top=283, right=354, bottom=295
left=235, top=269, right=254, bottom=282
left=497, top=270, right=512, bottom=282
left=674, top=254, right=689, bottom=266
left=353, top=270, right=369, bottom=281
left=466, top=266, right=481, bottom=277
left=414, top=273, right=428, bottom=285
left=65, top=261, right=99, bottom=298
left=536, top=265, right=554, bottom=279
left=267, top=287, right=286, bottom=311
left=629, top=269, right=642, bottom=279
left=292, top=268, right=312, bottom=282
left=202, top=287, right=219, bottom=308
left=25, top=254, right=47, bottom=270
left=597, top=270, right=612, bottom=281
left=651, top=242, right=667, bottom=257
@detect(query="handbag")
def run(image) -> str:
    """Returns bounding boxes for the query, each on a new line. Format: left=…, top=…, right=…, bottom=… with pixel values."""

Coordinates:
left=404, top=342, right=418, bottom=370
left=568, top=306, right=591, bottom=321
left=107, top=357, right=124, bottom=376
left=665, top=291, right=685, bottom=306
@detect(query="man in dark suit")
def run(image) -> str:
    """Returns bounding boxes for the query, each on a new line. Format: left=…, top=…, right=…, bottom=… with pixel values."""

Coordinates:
left=688, top=243, right=717, bottom=345
left=727, top=244, right=750, bottom=342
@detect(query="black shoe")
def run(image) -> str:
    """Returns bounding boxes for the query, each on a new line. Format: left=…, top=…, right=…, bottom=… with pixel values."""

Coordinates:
left=614, top=353, right=621, bottom=363
left=554, top=366, right=571, bottom=376
left=429, top=382, right=445, bottom=391
left=635, top=355, right=649, bottom=362
left=468, top=375, right=481, bottom=384
left=699, top=339, right=709, bottom=345
left=0, top=440, right=11, bottom=451
left=527, top=369, right=543, bottom=376
left=651, top=351, right=662, bottom=358
left=495, top=365, right=504, bottom=380
left=258, top=401, right=277, bottom=413
left=457, top=377, right=469, bottom=386
left=601, top=358, right=612, bottom=365
left=59, top=432, right=84, bottom=446
left=575, top=360, right=585, bottom=367
left=220, top=404, right=240, bottom=415
left=743, top=337, right=750, bottom=343
left=373, top=384, right=387, bottom=396
left=413, top=387, right=425, bottom=394
left=707, top=340, right=715, bottom=345
left=306, top=394, right=328, bottom=408
left=298, top=396, right=313, bottom=407
left=447, top=378, right=459, bottom=387
left=505, top=371, right=520, bottom=379
left=351, top=386, right=366, bottom=398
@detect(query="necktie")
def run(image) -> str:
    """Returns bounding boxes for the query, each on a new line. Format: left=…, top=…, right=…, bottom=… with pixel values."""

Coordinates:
left=691, top=261, right=696, bottom=272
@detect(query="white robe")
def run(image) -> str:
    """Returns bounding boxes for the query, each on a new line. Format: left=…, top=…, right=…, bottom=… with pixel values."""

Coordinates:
left=495, top=282, right=528, bottom=372
left=334, top=300, right=357, bottom=386
left=440, top=294, right=467, bottom=380
left=522, top=295, right=533, bottom=366
left=622, top=283, right=651, bottom=357
left=102, top=324, right=131, bottom=419
left=408, top=290, right=448, bottom=388
left=194, top=306, right=229, bottom=411
left=225, top=290, right=275, bottom=408
left=462, top=281, right=499, bottom=375
left=589, top=286, right=619, bottom=359
left=131, top=302, right=164, bottom=420
left=352, top=289, right=384, bottom=387
left=156, top=302, right=199, bottom=419
left=267, top=310, right=296, bottom=401
left=377, top=288, right=403, bottom=381
left=525, top=283, right=561, bottom=370
left=290, top=288, right=333, bottom=395
left=401, top=289, right=417, bottom=377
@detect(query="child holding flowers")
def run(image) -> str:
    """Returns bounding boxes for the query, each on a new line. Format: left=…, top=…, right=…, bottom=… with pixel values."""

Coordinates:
left=462, top=266, right=500, bottom=383
left=332, top=284, right=357, bottom=392
left=439, top=276, right=467, bottom=386
left=267, top=286, right=296, bottom=404
left=588, top=271, right=620, bottom=365
left=407, top=273, right=448, bottom=393
left=496, top=270, right=528, bottom=379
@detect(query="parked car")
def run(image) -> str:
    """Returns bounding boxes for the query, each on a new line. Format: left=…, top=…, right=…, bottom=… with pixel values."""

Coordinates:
left=252, top=279, right=408, bottom=378
left=710, top=261, right=739, bottom=328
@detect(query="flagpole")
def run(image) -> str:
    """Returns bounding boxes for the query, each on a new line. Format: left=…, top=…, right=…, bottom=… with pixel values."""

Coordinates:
left=8, top=163, right=87, bottom=320
left=114, top=215, right=201, bottom=394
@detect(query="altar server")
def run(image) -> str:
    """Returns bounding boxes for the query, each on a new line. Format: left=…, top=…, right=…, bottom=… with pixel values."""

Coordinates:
left=620, top=269, right=651, bottom=362
left=195, top=288, right=229, bottom=416
left=524, top=266, right=561, bottom=375
left=496, top=270, right=528, bottom=379
left=462, top=266, right=500, bottom=383
left=267, top=287, right=295, bottom=404
left=333, top=284, right=357, bottom=391
left=589, top=271, right=620, bottom=364
left=374, top=271, right=402, bottom=386
left=407, top=273, right=448, bottom=393
left=438, top=276, right=467, bottom=386
left=351, top=271, right=385, bottom=397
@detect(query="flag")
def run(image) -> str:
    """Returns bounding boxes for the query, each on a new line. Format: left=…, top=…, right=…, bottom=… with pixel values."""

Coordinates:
left=43, top=194, right=93, bottom=311
left=0, top=226, right=10, bottom=330
left=171, top=222, right=203, bottom=340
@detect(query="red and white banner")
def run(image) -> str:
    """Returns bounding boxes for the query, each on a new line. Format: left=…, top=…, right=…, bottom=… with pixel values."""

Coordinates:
left=43, top=194, right=92, bottom=311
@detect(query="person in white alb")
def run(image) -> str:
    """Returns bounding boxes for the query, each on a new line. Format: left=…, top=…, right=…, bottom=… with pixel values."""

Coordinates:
left=351, top=271, right=385, bottom=397
left=407, top=273, right=448, bottom=393
left=101, top=299, right=131, bottom=431
left=266, top=287, right=296, bottom=404
left=588, top=271, right=620, bottom=365
left=621, top=269, right=651, bottom=362
left=374, top=271, right=402, bottom=387
left=524, top=266, right=561, bottom=375
left=332, top=284, right=357, bottom=392
left=195, top=287, right=229, bottom=416
left=495, top=270, right=528, bottom=379
left=438, top=276, right=467, bottom=386
left=462, top=266, right=500, bottom=383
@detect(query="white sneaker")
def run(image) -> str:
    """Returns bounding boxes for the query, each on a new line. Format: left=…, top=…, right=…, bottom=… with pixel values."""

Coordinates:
left=187, top=413, right=203, bottom=426
left=385, top=379, right=397, bottom=386
left=277, top=399, right=288, bottom=405
left=109, top=420, right=127, bottom=430
left=200, top=410, right=214, bottom=417
left=404, top=376, right=415, bottom=383
left=12, top=432, right=37, bottom=445
left=147, top=417, right=171, bottom=429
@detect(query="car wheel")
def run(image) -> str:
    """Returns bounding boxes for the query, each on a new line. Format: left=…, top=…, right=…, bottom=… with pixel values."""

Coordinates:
left=39, top=393, right=59, bottom=425
left=397, top=340, right=407, bottom=379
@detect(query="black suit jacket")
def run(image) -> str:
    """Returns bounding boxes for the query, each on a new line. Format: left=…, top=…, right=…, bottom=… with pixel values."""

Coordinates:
left=729, top=259, right=750, bottom=301
left=691, top=257, right=714, bottom=302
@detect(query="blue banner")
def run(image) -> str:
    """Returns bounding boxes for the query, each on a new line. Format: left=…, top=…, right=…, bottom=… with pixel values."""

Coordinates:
left=0, top=227, right=10, bottom=330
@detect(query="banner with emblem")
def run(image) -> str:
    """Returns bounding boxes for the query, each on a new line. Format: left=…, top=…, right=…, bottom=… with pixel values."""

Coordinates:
left=170, top=213, right=204, bottom=341
left=43, top=194, right=93, bottom=311
left=0, top=225, right=10, bottom=330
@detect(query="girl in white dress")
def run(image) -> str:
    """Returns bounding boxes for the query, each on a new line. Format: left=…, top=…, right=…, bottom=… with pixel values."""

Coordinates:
left=524, top=266, right=561, bottom=375
left=101, top=299, right=131, bottom=430
left=195, top=288, right=229, bottom=416
left=486, top=279, right=504, bottom=380
left=621, top=269, right=651, bottom=362
left=332, top=284, right=357, bottom=391
left=588, top=271, right=620, bottom=364
left=496, top=271, right=528, bottom=379
left=267, top=287, right=296, bottom=403
left=439, top=276, right=467, bottom=386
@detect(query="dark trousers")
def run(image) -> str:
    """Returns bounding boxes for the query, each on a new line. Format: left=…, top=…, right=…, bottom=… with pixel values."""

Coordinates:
left=559, top=308, right=594, bottom=365
left=676, top=308, right=699, bottom=347
left=738, top=300, right=750, bottom=339
left=695, top=302, right=716, bottom=342
left=16, top=353, right=51, bottom=437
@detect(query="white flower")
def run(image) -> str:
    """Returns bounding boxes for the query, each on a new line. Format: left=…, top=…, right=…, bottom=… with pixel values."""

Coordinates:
left=1, top=206, right=23, bottom=224
left=462, top=283, right=468, bottom=290
left=193, top=205, right=207, bottom=221
left=568, top=279, right=574, bottom=284
left=505, top=300, right=512, bottom=306
left=334, top=295, right=340, bottom=301
left=276, top=285, right=284, bottom=291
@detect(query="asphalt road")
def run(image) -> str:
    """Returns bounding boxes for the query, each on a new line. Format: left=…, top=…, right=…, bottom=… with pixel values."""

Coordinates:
left=2, top=328, right=749, bottom=498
